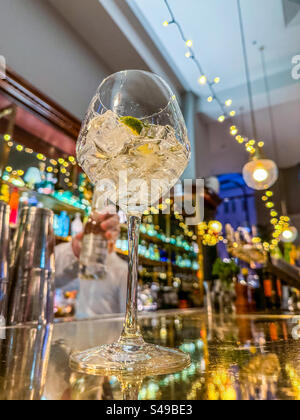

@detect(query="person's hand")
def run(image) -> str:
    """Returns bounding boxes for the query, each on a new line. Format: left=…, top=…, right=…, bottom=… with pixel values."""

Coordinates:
left=71, top=209, right=121, bottom=259
left=92, top=210, right=121, bottom=253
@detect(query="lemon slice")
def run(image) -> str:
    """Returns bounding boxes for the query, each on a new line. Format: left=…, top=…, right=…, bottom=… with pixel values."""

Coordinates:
left=136, top=143, right=160, bottom=155
left=136, top=144, right=153, bottom=155
left=96, top=152, right=108, bottom=160
left=120, top=116, right=143, bottom=135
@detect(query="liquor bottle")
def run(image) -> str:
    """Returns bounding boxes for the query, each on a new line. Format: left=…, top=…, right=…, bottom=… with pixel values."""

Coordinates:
left=154, top=245, right=160, bottom=262
left=263, top=270, right=273, bottom=310
left=58, top=211, right=70, bottom=238
left=53, top=214, right=60, bottom=237
left=79, top=192, right=108, bottom=281
left=0, top=183, right=10, bottom=203
left=274, top=277, right=282, bottom=310
left=178, top=283, right=189, bottom=309
left=138, top=240, right=147, bottom=257
left=253, top=269, right=266, bottom=311
left=71, top=213, right=83, bottom=237
left=8, top=188, right=19, bottom=226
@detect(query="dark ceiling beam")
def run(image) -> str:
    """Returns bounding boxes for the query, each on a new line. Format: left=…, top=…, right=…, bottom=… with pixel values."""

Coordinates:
left=0, top=67, right=81, bottom=140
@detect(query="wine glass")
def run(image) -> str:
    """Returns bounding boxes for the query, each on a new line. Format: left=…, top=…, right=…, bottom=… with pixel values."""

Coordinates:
left=70, top=70, right=191, bottom=376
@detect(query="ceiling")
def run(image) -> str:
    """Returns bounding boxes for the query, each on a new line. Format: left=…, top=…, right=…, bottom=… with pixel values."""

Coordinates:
left=46, top=0, right=184, bottom=96
left=128, top=0, right=300, bottom=115
left=127, top=0, right=300, bottom=170
left=46, top=0, right=300, bottom=170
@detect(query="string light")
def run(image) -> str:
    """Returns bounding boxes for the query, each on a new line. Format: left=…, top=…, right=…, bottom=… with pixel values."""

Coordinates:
left=198, top=75, right=207, bottom=85
left=198, top=221, right=223, bottom=246
left=162, top=0, right=228, bottom=124
left=209, top=220, right=223, bottom=234
left=230, top=126, right=238, bottom=136
left=161, top=0, right=285, bottom=250
left=161, top=0, right=270, bottom=157
left=236, top=135, right=245, bottom=144
left=0, top=134, right=78, bottom=190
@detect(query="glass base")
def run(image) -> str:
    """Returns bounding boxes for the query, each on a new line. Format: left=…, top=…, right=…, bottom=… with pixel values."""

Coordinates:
left=70, top=341, right=191, bottom=377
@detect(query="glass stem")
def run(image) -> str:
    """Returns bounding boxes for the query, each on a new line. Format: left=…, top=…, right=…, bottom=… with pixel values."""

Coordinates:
left=120, top=215, right=143, bottom=343
left=121, top=378, right=143, bottom=401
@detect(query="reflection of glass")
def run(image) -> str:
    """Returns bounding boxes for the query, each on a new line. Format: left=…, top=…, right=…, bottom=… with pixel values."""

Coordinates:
left=71, top=70, right=191, bottom=375
left=240, top=354, right=280, bottom=400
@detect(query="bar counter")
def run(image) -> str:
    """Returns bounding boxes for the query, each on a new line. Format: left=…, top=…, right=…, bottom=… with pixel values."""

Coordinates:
left=1, top=310, right=300, bottom=400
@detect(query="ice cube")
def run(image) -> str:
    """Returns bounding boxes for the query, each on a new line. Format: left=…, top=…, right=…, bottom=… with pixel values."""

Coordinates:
left=86, top=111, right=135, bottom=157
left=141, top=124, right=176, bottom=141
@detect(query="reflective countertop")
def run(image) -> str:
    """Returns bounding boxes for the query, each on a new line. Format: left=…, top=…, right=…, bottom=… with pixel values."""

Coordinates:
left=1, top=310, right=300, bottom=400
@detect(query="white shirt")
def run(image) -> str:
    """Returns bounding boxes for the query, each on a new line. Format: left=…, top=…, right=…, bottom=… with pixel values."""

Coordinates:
left=55, top=242, right=128, bottom=317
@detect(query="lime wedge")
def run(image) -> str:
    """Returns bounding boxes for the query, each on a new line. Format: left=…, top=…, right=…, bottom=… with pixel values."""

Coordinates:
left=120, top=116, right=143, bottom=135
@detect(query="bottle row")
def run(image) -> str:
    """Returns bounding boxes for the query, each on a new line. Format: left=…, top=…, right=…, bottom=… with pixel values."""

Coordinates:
left=2, top=165, right=91, bottom=212
left=137, top=270, right=202, bottom=312
left=211, top=268, right=300, bottom=314
left=116, top=235, right=199, bottom=270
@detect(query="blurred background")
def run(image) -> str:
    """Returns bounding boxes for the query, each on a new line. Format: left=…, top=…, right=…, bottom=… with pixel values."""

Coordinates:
left=0, top=0, right=300, bottom=316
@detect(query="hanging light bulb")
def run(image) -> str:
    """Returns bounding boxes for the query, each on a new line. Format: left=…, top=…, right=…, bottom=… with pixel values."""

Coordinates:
left=243, top=157, right=278, bottom=191
left=280, top=226, right=298, bottom=243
